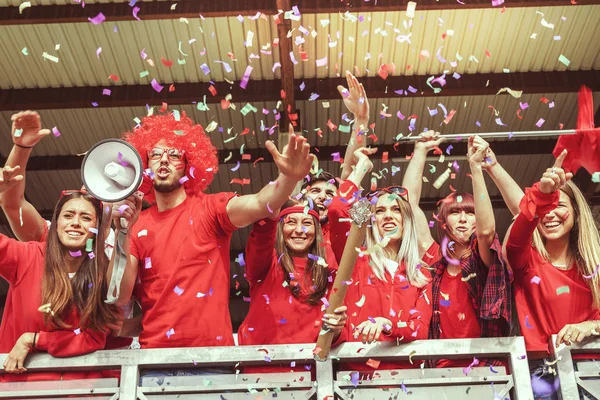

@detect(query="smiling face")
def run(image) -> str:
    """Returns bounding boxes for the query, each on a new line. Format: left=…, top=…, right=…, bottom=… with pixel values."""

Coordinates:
left=538, top=190, right=575, bottom=243
left=445, top=209, right=476, bottom=245
left=374, top=193, right=405, bottom=246
left=305, top=180, right=337, bottom=221
left=148, top=140, right=186, bottom=194
left=56, top=198, right=98, bottom=251
left=282, top=213, right=316, bottom=257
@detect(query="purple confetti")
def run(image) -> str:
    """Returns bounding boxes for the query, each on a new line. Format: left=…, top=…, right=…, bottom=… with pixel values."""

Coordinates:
left=118, top=204, right=130, bottom=215
left=520, top=102, right=529, bottom=110
left=150, top=79, right=164, bottom=93
left=407, top=86, right=417, bottom=93
left=173, top=285, right=184, bottom=296
left=96, top=47, right=102, bottom=58
left=144, top=257, right=152, bottom=269
left=446, top=145, right=454, bottom=155
left=200, top=63, right=211, bottom=75
left=88, top=12, right=106, bottom=24
left=166, top=328, right=175, bottom=338
left=491, top=0, right=504, bottom=5
left=350, top=371, right=359, bottom=387
left=536, top=118, right=545, bottom=128
left=52, top=127, right=61, bottom=137
left=530, top=276, right=541, bottom=284
left=525, top=315, right=533, bottom=329
left=397, top=111, right=405, bottom=120
left=583, top=264, right=600, bottom=279
left=237, top=253, right=246, bottom=266
left=141, top=48, right=147, bottom=59
left=69, top=250, right=82, bottom=257
left=74, top=328, right=81, bottom=335
left=321, top=297, right=329, bottom=308
left=102, top=88, right=111, bottom=96
left=132, top=6, right=141, bottom=20
left=240, top=65, right=253, bottom=89
left=440, top=299, right=451, bottom=307
left=88, top=252, right=95, bottom=259
left=299, top=81, right=305, bottom=91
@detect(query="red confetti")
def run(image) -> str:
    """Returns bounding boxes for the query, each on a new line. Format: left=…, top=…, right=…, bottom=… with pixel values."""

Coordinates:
left=316, top=129, right=323, bottom=138
left=485, top=49, right=492, bottom=58
left=240, top=128, right=250, bottom=136
left=221, top=99, right=231, bottom=110
left=242, top=154, right=251, bottom=160
left=108, top=74, right=119, bottom=82
left=230, top=178, right=251, bottom=186
left=160, top=57, right=173, bottom=67
left=449, top=185, right=457, bottom=192
left=516, top=109, right=524, bottom=120
left=366, top=359, right=381, bottom=369
left=208, top=85, right=217, bottom=96
left=280, top=89, right=287, bottom=99
left=382, top=151, right=389, bottom=163
left=326, top=119, right=338, bottom=131
left=160, top=102, right=168, bottom=112
left=169, top=84, right=175, bottom=92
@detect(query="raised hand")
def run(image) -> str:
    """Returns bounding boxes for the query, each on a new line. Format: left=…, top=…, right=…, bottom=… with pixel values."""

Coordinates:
left=539, top=150, right=573, bottom=194
left=266, top=124, right=315, bottom=182
left=11, top=111, right=51, bottom=148
left=337, top=71, right=369, bottom=121
left=414, top=130, right=445, bottom=153
left=467, top=135, right=490, bottom=166
left=481, top=146, right=498, bottom=171
left=0, top=166, right=23, bottom=194
left=111, top=191, right=144, bottom=231
left=353, top=147, right=377, bottom=174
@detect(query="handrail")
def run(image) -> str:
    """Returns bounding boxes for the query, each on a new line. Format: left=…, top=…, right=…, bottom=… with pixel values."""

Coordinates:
left=0, top=337, right=533, bottom=400
left=550, top=334, right=600, bottom=400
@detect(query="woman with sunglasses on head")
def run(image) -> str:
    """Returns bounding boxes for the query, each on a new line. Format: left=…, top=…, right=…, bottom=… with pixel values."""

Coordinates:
left=0, top=172, right=141, bottom=382
left=505, top=150, right=600, bottom=398
left=402, top=132, right=511, bottom=368
left=327, top=148, right=439, bottom=377
left=237, top=199, right=347, bottom=373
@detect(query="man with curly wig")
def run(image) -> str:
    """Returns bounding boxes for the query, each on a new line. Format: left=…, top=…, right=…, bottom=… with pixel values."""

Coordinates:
left=114, top=112, right=315, bottom=353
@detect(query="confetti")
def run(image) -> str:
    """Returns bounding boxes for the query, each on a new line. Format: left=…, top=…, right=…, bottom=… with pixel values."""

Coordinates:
left=69, top=250, right=82, bottom=257
left=173, top=285, right=184, bottom=296
left=556, top=285, right=570, bottom=295
left=525, top=315, right=533, bottom=329
left=240, top=65, right=253, bottom=89
left=42, top=52, right=59, bottom=63
left=530, top=276, right=541, bottom=284
left=558, top=55, right=570, bottom=67
left=150, top=79, right=164, bottom=93
left=144, top=257, right=152, bottom=269
left=52, top=127, right=61, bottom=137
left=316, top=56, right=328, bottom=67
left=355, top=295, right=366, bottom=307
left=583, top=264, right=600, bottom=279
left=406, top=1, right=417, bottom=18
left=366, top=359, right=381, bottom=369
left=166, top=328, right=175, bottom=338
left=88, top=12, right=106, bottom=25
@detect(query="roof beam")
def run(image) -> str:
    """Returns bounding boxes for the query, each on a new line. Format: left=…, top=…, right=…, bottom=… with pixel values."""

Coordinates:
left=275, top=0, right=296, bottom=131
left=0, top=137, right=559, bottom=171
left=1, top=71, right=598, bottom=111
left=2, top=0, right=600, bottom=25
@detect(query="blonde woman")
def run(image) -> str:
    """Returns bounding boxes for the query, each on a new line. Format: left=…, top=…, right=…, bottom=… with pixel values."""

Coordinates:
left=505, top=150, right=600, bottom=398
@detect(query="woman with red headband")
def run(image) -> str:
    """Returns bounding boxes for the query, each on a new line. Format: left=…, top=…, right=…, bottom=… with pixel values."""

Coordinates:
left=326, top=148, right=439, bottom=378
left=237, top=200, right=347, bottom=372
left=402, top=132, right=511, bottom=368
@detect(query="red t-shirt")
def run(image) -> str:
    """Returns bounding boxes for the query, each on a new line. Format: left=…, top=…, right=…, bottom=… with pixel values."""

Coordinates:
left=436, top=269, right=482, bottom=368
left=0, top=236, right=108, bottom=382
left=506, top=183, right=600, bottom=353
left=130, top=193, right=237, bottom=348
left=341, top=253, right=434, bottom=373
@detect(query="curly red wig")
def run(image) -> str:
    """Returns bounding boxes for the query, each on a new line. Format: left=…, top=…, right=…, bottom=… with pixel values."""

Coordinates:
left=122, top=111, right=218, bottom=203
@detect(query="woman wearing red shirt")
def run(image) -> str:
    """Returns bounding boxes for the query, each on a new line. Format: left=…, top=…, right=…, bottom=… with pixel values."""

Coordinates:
left=238, top=201, right=346, bottom=372
left=403, top=133, right=511, bottom=368
left=0, top=186, right=137, bottom=382
left=328, top=148, right=438, bottom=377
left=505, top=150, right=600, bottom=399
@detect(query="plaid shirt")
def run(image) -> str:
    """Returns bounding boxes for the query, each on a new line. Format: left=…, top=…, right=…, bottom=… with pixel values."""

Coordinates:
left=429, top=234, right=512, bottom=340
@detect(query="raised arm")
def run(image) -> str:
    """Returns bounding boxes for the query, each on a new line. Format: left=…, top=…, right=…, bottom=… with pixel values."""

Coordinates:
left=226, top=131, right=314, bottom=228
left=505, top=151, right=571, bottom=272
left=338, top=71, right=370, bottom=181
left=0, top=111, right=50, bottom=242
left=482, top=147, right=524, bottom=217
left=401, top=132, right=445, bottom=256
left=468, top=136, right=496, bottom=267
left=245, top=218, right=278, bottom=283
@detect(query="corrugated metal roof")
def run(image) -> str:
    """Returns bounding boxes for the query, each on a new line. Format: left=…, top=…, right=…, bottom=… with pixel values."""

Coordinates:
left=1, top=5, right=598, bottom=91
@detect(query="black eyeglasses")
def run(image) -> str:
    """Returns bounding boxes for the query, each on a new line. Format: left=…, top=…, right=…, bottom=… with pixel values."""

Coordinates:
left=366, top=186, right=409, bottom=201
left=147, top=147, right=185, bottom=162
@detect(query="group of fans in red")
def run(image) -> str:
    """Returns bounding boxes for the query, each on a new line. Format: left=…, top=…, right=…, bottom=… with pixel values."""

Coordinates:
left=0, top=72, right=598, bottom=399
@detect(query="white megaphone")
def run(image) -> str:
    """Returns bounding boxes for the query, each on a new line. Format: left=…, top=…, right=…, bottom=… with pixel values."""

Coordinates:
left=81, top=139, right=143, bottom=229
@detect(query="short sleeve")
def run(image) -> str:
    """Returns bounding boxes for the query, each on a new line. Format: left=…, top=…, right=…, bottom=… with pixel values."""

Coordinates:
left=0, top=235, right=42, bottom=284
left=202, top=192, right=238, bottom=237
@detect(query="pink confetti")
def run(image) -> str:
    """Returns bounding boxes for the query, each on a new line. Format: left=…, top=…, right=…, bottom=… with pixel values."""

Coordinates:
left=141, top=48, right=147, bottom=59
left=52, top=127, right=61, bottom=137
left=88, top=12, right=106, bottom=24
left=530, top=276, right=541, bottom=284
left=145, top=257, right=152, bottom=269
left=69, top=250, right=82, bottom=257
left=132, top=6, right=141, bottom=21
left=536, top=118, right=545, bottom=127
left=491, top=0, right=504, bottom=5
left=173, top=285, right=184, bottom=296
left=102, top=89, right=111, bottom=96
left=583, top=264, right=600, bottom=279
left=267, top=202, right=273, bottom=214
left=150, top=79, right=164, bottom=93
left=96, top=47, right=102, bottom=58
left=441, top=236, right=461, bottom=265
left=240, top=65, right=253, bottom=89
left=179, top=176, right=189, bottom=184
left=189, top=167, right=196, bottom=179
left=88, top=252, right=95, bottom=259
left=118, top=204, right=130, bottom=214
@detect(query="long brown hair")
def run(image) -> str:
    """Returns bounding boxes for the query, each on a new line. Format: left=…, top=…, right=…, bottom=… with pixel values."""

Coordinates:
left=42, top=192, right=117, bottom=330
left=274, top=200, right=328, bottom=305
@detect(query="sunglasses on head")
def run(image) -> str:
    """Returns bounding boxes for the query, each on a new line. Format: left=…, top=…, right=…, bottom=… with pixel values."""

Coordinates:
left=60, top=189, right=103, bottom=209
left=366, top=186, right=409, bottom=201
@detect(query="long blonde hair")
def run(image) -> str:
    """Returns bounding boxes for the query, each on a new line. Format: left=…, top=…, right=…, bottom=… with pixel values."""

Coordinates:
left=532, top=180, right=600, bottom=308
left=365, top=193, right=430, bottom=288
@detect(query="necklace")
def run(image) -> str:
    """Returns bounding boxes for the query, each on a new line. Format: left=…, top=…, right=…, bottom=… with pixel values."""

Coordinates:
left=551, top=255, right=574, bottom=270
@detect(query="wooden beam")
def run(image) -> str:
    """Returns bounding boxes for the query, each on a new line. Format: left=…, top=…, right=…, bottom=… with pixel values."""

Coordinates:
left=1, top=71, right=599, bottom=111
left=0, top=137, right=559, bottom=171
left=2, top=0, right=600, bottom=25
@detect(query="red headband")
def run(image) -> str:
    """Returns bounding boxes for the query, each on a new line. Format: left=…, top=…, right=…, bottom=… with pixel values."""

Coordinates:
left=279, top=206, right=320, bottom=221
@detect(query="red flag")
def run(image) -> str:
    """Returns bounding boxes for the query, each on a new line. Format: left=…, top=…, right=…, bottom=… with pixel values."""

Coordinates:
left=552, top=86, right=600, bottom=174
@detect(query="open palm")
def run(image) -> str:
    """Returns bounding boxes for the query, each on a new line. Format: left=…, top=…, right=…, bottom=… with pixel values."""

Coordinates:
left=337, top=71, right=369, bottom=120
left=266, top=129, right=314, bottom=181
left=11, top=111, right=51, bottom=148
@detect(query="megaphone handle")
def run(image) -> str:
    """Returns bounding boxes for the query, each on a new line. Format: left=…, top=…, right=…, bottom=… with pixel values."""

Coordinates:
left=120, top=218, right=129, bottom=231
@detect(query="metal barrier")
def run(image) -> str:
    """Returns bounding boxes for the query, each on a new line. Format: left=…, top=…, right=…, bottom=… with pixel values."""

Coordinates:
left=551, top=334, right=600, bottom=400
left=0, top=337, right=533, bottom=400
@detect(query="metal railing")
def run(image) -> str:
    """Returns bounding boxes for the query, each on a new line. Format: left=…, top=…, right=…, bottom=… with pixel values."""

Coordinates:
left=551, top=334, right=600, bottom=400
left=0, top=337, right=533, bottom=400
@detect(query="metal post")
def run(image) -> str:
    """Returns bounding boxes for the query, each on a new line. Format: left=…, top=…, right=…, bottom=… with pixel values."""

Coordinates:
left=400, top=129, right=581, bottom=141
left=315, top=358, right=334, bottom=399
left=551, top=334, right=581, bottom=400
left=119, top=364, right=139, bottom=400
left=508, top=343, right=535, bottom=400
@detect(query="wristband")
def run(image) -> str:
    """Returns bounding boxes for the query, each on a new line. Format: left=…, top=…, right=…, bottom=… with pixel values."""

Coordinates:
left=15, top=143, right=34, bottom=149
